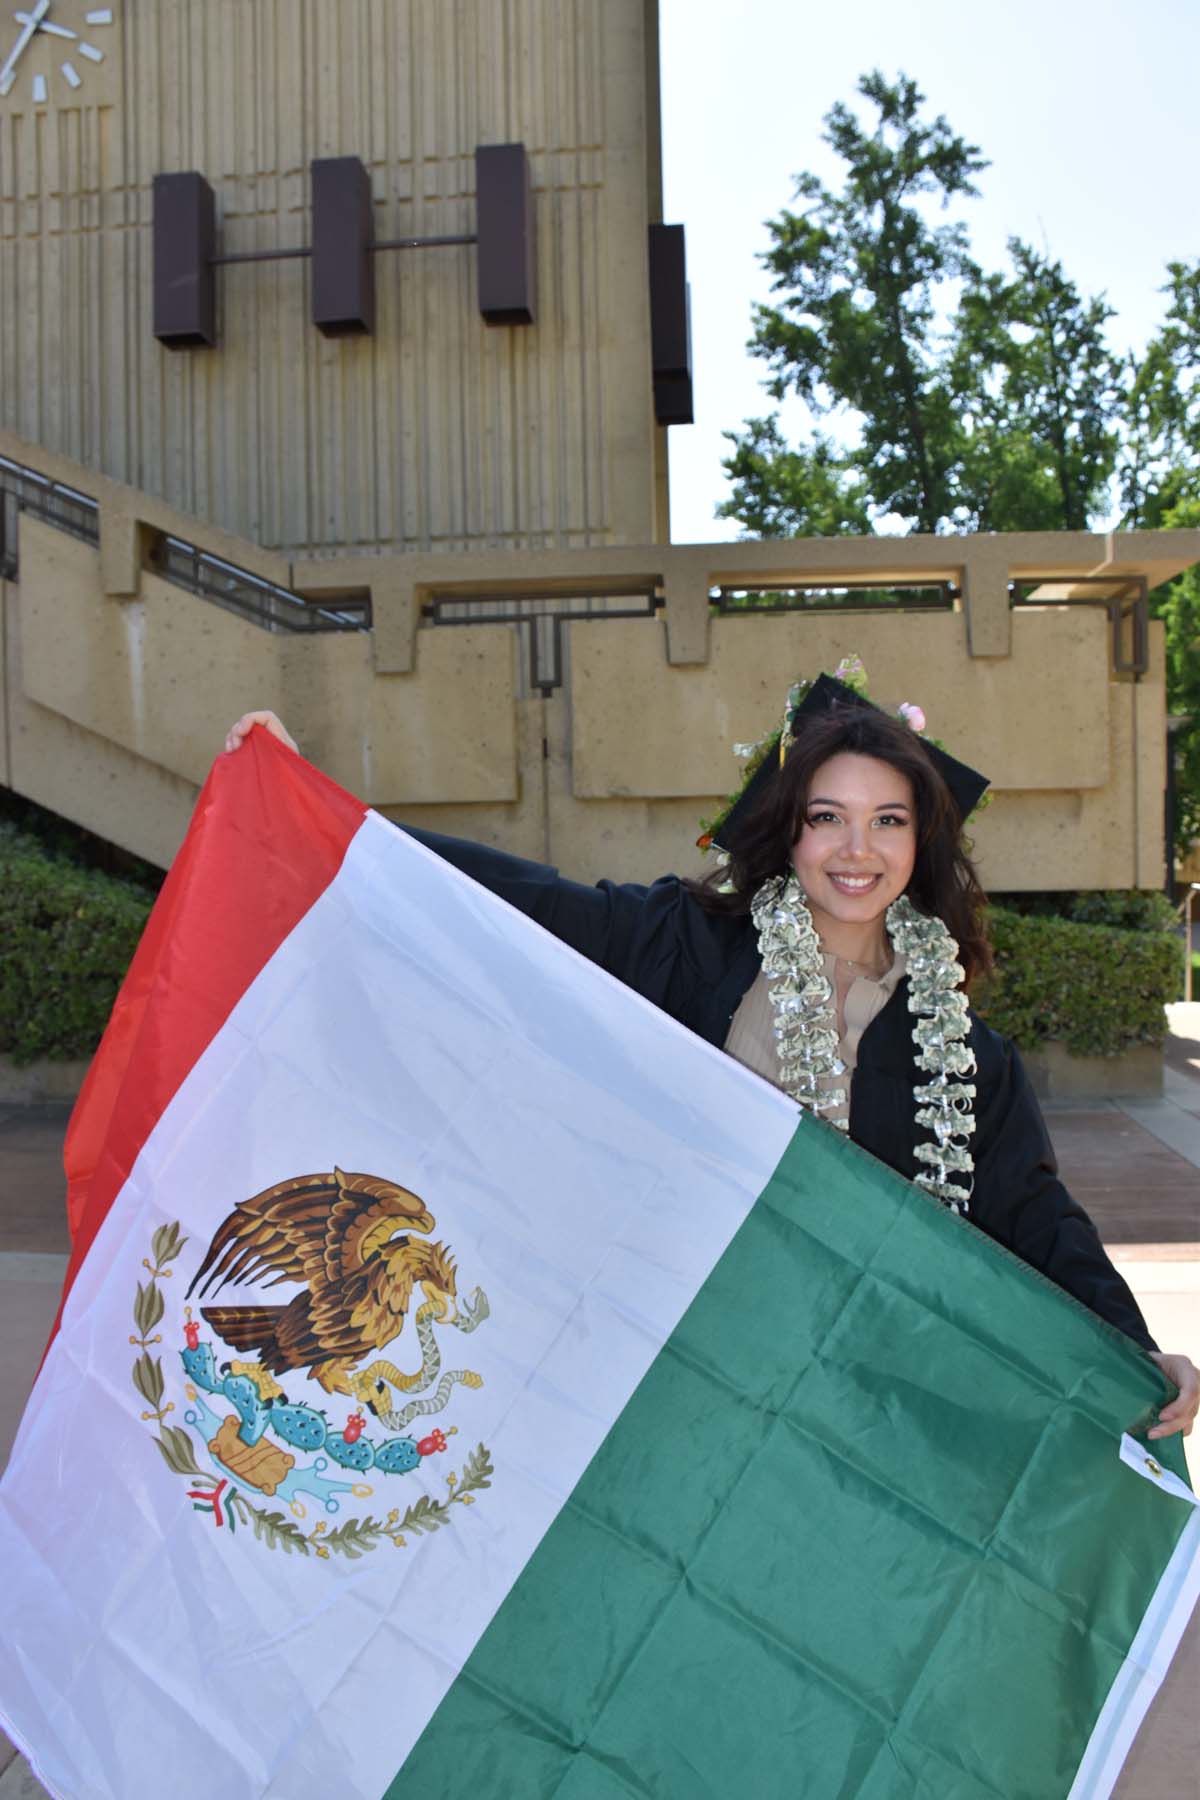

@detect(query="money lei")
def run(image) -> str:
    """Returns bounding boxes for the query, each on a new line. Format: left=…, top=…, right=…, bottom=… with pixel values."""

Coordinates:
left=750, top=874, right=977, bottom=1213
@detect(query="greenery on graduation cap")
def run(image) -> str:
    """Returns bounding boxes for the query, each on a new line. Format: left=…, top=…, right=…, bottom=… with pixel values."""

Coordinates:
left=721, top=71, right=1200, bottom=851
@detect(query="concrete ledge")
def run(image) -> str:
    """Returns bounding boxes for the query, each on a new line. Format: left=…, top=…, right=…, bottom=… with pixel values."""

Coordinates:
left=0, top=1056, right=87, bottom=1107
left=1024, top=1040, right=1163, bottom=1101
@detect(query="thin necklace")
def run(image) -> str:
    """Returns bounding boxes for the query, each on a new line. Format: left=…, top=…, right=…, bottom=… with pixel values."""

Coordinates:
left=833, top=949, right=890, bottom=977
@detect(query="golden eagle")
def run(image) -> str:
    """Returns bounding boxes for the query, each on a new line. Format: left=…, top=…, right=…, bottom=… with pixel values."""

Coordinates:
left=185, top=1167, right=458, bottom=1400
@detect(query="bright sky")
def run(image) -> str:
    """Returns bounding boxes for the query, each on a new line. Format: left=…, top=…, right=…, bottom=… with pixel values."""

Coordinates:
left=659, top=0, right=1200, bottom=543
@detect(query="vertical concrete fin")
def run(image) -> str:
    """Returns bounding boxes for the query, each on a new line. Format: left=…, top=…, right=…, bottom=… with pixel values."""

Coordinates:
left=960, top=542, right=1012, bottom=658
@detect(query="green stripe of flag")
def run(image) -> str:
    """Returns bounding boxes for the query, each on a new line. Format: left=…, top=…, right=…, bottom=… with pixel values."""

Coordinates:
left=392, top=1119, right=1191, bottom=1799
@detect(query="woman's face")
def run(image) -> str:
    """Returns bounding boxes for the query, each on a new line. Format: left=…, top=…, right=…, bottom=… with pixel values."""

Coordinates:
left=790, top=752, right=917, bottom=930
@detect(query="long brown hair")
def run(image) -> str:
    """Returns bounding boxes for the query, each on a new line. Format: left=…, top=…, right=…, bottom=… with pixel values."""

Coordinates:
left=689, top=706, right=993, bottom=984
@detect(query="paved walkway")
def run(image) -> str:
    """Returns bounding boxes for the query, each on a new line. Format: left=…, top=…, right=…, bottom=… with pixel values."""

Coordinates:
left=2, top=1050, right=1200, bottom=1798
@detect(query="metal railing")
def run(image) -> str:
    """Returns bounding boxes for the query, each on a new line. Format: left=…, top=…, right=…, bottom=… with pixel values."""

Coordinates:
left=0, top=448, right=1160, bottom=678
left=0, top=453, right=370, bottom=634
left=1011, top=574, right=1149, bottom=676
left=711, top=579, right=957, bottom=615
left=0, top=454, right=99, bottom=576
left=150, top=538, right=370, bottom=633
left=0, top=447, right=654, bottom=670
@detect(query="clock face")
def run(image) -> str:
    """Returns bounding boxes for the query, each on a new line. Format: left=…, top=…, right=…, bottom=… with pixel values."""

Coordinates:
left=0, top=2, right=116, bottom=106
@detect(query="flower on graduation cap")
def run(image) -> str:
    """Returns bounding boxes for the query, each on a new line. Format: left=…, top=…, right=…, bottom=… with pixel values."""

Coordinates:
left=832, top=653, right=867, bottom=691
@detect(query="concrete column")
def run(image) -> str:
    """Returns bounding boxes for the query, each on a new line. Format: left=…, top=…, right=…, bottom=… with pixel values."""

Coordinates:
left=99, top=506, right=145, bottom=600
left=369, top=571, right=421, bottom=676
left=663, top=560, right=710, bottom=665
left=291, top=557, right=420, bottom=676
left=959, top=541, right=1012, bottom=658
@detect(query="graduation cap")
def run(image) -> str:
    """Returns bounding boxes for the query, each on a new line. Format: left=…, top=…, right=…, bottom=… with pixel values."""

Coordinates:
left=710, top=672, right=990, bottom=855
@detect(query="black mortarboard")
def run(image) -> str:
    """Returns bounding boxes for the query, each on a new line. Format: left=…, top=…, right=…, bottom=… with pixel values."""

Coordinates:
left=711, top=673, right=990, bottom=854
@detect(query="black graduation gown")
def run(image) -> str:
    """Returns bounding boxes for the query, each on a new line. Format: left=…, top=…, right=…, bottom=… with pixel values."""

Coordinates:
left=404, top=827, right=1156, bottom=1352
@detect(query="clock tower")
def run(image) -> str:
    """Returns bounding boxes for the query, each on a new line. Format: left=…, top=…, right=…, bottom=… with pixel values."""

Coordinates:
left=0, top=0, right=670, bottom=553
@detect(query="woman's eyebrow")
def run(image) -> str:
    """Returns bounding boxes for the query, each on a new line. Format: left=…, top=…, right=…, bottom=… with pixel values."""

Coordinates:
left=807, top=795, right=912, bottom=811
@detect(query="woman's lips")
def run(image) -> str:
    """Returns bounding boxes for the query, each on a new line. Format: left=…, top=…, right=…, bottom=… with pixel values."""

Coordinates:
left=826, top=872, right=881, bottom=895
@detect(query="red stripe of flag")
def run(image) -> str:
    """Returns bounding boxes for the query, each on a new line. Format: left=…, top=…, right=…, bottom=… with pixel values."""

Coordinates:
left=54, top=727, right=366, bottom=1341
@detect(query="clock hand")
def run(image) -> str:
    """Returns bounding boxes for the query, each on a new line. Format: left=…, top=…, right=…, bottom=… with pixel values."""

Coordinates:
left=0, top=0, right=49, bottom=92
left=0, top=0, right=50, bottom=91
left=15, top=10, right=75, bottom=35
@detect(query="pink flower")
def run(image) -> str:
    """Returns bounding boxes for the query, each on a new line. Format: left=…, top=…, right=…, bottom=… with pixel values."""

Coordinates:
left=898, top=701, right=926, bottom=733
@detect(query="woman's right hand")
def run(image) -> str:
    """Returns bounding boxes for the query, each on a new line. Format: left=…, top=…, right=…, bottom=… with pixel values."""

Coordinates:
left=224, top=711, right=299, bottom=756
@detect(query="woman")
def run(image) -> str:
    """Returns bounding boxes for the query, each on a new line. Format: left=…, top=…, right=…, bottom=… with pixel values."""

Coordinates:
left=224, top=673, right=1198, bottom=1438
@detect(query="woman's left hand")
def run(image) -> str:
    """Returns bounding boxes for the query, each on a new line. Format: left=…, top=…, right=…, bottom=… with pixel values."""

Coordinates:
left=1148, top=1352, right=1199, bottom=1439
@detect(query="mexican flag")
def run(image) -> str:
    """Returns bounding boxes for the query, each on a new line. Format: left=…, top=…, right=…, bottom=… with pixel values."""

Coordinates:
left=0, top=731, right=1196, bottom=1800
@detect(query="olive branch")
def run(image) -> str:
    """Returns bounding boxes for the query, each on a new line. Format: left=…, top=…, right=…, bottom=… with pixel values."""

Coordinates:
left=131, top=1222, right=188, bottom=1427
left=131, top=1224, right=234, bottom=1520
left=384, top=1442, right=494, bottom=1549
left=225, top=1443, right=495, bottom=1559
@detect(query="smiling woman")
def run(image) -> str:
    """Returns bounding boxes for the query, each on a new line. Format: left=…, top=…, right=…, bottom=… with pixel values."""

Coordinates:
left=696, top=678, right=990, bottom=1177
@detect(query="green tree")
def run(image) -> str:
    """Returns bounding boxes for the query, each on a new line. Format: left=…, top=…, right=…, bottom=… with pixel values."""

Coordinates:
left=725, top=80, right=1200, bottom=861
left=1152, top=500, right=1200, bottom=855
left=725, top=78, right=1124, bottom=540
left=1118, top=261, right=1200, bottom=529
left=949, top=242, right=1121, bottom=531
left=731, top=70, right=985, bottom=534
left=719, top=421, right=871, bottom=537
left=1120, top=271, right=1200, bottom=856
left=1118, top=344, right=1175, bottom=530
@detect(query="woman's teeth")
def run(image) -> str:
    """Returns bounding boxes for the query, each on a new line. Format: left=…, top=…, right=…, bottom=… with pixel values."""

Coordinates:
left=828, top=873, right=878, bottom=892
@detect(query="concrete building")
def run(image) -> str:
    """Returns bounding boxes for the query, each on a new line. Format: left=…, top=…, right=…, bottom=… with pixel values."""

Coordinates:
left=1, top=0, right=1197, bottom=890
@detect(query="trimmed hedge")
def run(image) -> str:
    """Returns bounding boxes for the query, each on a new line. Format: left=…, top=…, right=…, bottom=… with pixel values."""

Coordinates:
left=0, top=824, right=152, bottom=1065
left=975, top=905, right=1179, bottom=1058
left=988, top=887, right=1178, bottom=934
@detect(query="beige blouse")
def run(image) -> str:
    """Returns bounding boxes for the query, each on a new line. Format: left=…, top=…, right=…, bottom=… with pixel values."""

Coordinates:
left=724, top=952, right=907, bottom=1126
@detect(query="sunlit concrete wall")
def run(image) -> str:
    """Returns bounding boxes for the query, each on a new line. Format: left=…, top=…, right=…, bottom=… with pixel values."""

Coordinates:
left=2, top=478, right=1175, bottom=892
left=565, top=610, right=1166, bottom=893
left=0, top=0, right=666, bottom=552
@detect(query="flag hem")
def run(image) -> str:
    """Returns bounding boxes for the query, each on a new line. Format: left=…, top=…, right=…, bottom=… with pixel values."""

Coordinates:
left=0, top=1706, right=69, bottom=1800
left=53, top=731, right=366, bottom=1340
left=1066, top=1505, right=1200, bottom=1799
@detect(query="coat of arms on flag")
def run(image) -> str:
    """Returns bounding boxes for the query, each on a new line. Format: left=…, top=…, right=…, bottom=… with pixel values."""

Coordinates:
left=0, top=730, right=1197, bottom=1800
left=129, top=1172, right=494, bottom=1558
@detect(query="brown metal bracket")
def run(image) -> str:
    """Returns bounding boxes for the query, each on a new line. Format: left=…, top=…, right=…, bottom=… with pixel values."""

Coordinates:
left=153, top=145, right=535, bottom=347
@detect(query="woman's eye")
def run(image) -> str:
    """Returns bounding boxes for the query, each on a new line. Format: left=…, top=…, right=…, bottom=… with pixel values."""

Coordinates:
left=806, top=811, right=840, bottom=826
left=874, top=814, right=909, bottom=828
